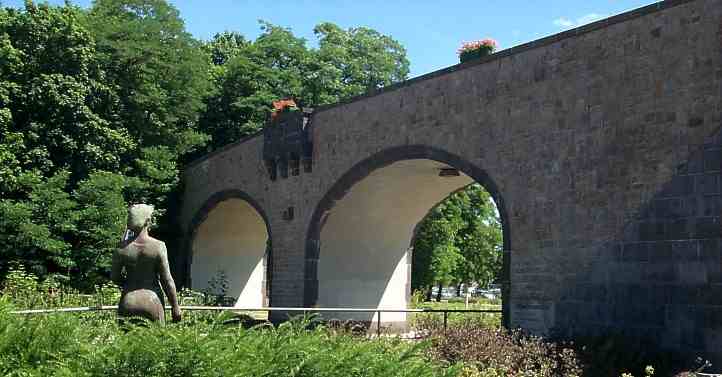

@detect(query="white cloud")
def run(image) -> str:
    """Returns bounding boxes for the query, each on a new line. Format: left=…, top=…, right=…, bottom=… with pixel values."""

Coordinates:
left=577, top=13, right=605, bottom=24
left=553, top=13, right=606, bottom=29
left=553, top=18, right=574, bottom=28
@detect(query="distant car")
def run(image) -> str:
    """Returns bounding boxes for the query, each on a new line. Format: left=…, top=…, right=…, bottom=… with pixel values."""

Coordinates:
left=480, top=288, right=501, bottom=300
left=430, top=286, right=461, bottom=298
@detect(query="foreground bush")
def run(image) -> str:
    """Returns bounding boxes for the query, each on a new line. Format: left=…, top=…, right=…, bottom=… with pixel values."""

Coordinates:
left=425, top=323, right=583, bottom=377
left=423, top=321, right=697, bottom=377
left=0, top=297, right=457, bottom=377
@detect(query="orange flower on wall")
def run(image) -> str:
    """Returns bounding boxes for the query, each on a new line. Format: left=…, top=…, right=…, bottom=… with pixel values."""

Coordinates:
left=271, top=99, right=298, bottom=120
left=457, top=39, right=498, bottom=56
left=457, top=39, right=498, bottom=63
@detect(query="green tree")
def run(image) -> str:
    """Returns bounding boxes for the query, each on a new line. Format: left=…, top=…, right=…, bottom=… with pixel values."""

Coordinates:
left=83, top=0, right=212, bottom=282
left=205, top=30, right=248, bottom=66
left=453, top=185, right=503, bottom=290
left=411, top=184, right=502, bottom=301
left=416, top=214, right=466, bottom=302
left=71, top=171, right=129, bottom=287
left=313, top=22, right=409, bottom=101
left=0, top=2, right=134, bottom=196
left=0, top=0, right=208, bottom=288
left=0, top=171, right=76, bottom=278
left=198, top=27, right=290, bottom=152
left=85, top=0, right=210, bottom=158
left=0, top=2, right=133, bottom=283
left=199, top=31, right=251, bottom=148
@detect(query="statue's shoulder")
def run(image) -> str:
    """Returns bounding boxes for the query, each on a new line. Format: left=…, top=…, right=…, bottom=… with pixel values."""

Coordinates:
left=146, top=237, right=168, bottom=254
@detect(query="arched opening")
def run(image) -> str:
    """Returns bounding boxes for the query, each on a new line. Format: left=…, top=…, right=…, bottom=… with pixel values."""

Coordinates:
left=410, top=183, right=503, bottom=318
left=189, top=194, right=271, bottom=308
left=305, top=146, right=510, bottom=328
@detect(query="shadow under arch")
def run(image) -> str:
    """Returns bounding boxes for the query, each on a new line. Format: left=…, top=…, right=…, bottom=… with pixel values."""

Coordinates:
left=185, top=189, right=273, bottom=307
left=304, top=145, right=511, bottom=327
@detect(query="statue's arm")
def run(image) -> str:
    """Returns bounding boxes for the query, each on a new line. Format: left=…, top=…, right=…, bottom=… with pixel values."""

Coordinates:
left=158, top=243, right=182, bottom=322
left=110, top=250, right=124, bottom=287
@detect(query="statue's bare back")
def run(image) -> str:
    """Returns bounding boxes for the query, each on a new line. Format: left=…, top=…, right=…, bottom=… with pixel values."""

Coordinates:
left=112, top=204, right=181, bottom=324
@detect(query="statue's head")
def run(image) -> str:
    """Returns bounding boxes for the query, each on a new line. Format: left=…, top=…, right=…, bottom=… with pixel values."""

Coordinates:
left=127, top=204, right=154, bottom=232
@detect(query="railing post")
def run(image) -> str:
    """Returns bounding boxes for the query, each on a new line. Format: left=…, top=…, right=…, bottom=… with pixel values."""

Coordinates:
left=444, top=309, right=449, bottom=334
left=376, top=310, right=381, bottom=337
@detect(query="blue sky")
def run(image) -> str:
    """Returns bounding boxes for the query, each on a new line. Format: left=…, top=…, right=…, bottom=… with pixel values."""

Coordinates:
left=5, top=0, right=658, bottom=77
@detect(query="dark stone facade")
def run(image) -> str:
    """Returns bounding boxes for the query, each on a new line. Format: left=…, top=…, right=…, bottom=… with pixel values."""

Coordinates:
left=180, top=0, right=722, bottom=361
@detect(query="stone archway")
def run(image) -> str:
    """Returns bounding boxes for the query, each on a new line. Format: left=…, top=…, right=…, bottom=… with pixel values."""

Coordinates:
left=186, top=190, right=272, bottom=307
left=304, top=145, right=511, bottom=327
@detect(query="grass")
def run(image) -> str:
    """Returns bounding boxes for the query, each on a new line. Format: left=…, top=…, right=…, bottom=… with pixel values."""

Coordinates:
left=410, top=298, right=502, bottom=330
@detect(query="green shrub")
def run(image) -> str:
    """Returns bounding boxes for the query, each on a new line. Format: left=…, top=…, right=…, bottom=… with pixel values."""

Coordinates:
left=178, top=287, right=206, bottom=306
left=0, top=296, right=110, bottom=376
left=0, top=265, right=121, bottom=310
left=1, top=266, right=39, bottom=309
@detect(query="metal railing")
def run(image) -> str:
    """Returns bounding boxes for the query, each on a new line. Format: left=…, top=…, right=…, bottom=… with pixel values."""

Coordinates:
left=11, top=306, right=502, bottom=335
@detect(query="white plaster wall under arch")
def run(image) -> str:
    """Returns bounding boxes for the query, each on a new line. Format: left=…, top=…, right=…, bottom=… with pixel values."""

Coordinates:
left=317, top=159, right=474, bottom=324
left=191, top=199, right=268, bottom=308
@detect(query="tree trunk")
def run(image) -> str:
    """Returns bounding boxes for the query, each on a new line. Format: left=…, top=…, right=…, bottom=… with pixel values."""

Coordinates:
left=425, top=287, right=433, bottom=302
left=456, top=283, right=462, bottom=297
left=435, top=282, right=443, bottom=302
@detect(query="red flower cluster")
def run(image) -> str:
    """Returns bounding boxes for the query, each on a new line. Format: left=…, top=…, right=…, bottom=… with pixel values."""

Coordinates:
left=273, top=99, right=297, bottom=112
left=271, top=99, right=297, bottom=119
left=457, top=39, right=498, bottom=56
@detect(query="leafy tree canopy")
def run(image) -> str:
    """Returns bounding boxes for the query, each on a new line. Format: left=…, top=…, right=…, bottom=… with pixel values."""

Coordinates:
left=197, top=20, right=410, bottom=151
left=86, top=0, right=211, bottom=156
left=0, top=0, right=207, bottom=288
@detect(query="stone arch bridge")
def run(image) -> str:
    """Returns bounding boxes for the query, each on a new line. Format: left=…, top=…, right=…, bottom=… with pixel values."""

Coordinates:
left=179, top=0, right=722, bottom=360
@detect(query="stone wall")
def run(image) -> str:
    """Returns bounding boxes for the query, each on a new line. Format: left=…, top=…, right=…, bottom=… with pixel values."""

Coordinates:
left=181, top=0, right=722, bottom=361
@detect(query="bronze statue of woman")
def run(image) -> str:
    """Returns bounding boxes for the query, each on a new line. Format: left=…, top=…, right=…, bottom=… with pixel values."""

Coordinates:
left=112, top=204, right=182, bottom=323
